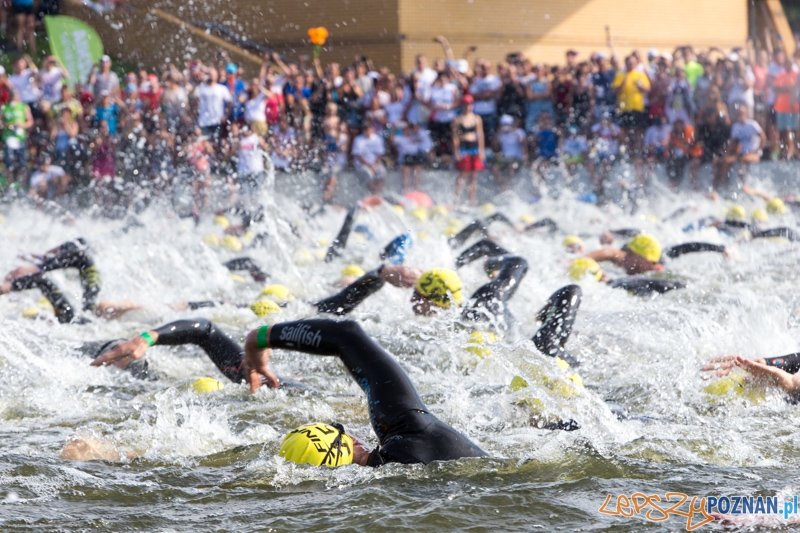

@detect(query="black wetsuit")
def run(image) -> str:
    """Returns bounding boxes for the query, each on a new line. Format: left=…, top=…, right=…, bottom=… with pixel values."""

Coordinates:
left=325, top=206, right=357, bottom=262
left=36, top=239, right=101, bottom=312
left=266, top=319, right=489, bottom=465
left=765, top=353, right=800, bottom=374
left=85, top=319, right=304, bottom=387
left=608, top=277, right=686, bottom=296
left=453, top=238, right=581, bottom=360
left=223, top=257, right=268, bottom=282
left=8, top=272, right=81, bottom=324
left=448, top=213, right=515, bottom=248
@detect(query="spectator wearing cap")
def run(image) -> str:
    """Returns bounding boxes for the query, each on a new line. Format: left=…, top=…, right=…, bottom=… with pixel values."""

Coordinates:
left=224, top=63, right=246, bottom=127
left=469, top=59, right=502, bottom=141
left=90, top=55, right=120, bottom=99
left=452, top=94, right=485, bottom=206
left=2, top=88, right=33, bottom=187
left=613, top=55, right=650, bottom=184
left=491, top=114, right=526, bottom=191
left=725, top=53, right=755, bottom=119
left=525, top=63, right=554, bottom=134
left=352, top=121, right=387, bottom=194
left=591, top=52, right=616, bottom=120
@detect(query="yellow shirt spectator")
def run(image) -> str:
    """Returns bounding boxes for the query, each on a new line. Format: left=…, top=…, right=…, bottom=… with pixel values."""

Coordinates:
left=612, top=70, right=650, bottom=113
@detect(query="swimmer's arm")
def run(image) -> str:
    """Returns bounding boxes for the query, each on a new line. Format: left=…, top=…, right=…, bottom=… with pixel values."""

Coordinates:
left=741, top=184, right=772, bottom=201
left=664, top=242, right=726, bottom=259
left=314, top=268, right=386, bottom=315
left=586, top=248, right=626, bottom=265
left=609, top=228, right=641, bottom=238
left=738, top=357, right=800, bottom=392
left=90, top=331, right=155, bottom=368
left=764, top=353, right=800, bottom=374
left=455, top=238, right=510, bottom=269
left=379, top=265, right=422, bottom=288
left=489, top=256, right=528, bottom=298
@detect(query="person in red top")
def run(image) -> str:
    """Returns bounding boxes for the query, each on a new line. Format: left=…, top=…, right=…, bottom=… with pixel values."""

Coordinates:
left=264, top=74, right=284, bottom=130
left=0, top=66, right=11, bottom=107
left=666, top=118, right=703, bottom=190
left=772, top=54, right=798, bottom=159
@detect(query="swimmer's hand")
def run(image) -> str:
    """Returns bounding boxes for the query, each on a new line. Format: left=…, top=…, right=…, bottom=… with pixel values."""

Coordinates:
left=599, top=230, right=615, bottom=245
left=722, top=246, right=737, bottom=260
left=243, top=329, right=280, bottom=392
left=380, top=265, right=422, bottom=288
left=90, top=335, right=151, bottom=368
left=701, top=354, right=766, bottom=378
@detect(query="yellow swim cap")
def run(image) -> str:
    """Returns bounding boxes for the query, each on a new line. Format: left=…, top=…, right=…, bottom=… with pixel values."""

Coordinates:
left=767, top=198, right=787, bottom=215
left=751, top=209, right=769, bottom=223
left=192, top=377, right=225, bottom=394
left=625, top=233, right=662, bottom=263
left=203, top=234, right=221, bottom=246
left=430, top=205, right=449, bottom=219
left=726, top=205, right=747, bottom=222
left=213, top=215, right=231, bottom=228
left=292, top=248, right=315, bottom=266
left=703, top=373, right=766, bottom=404
left=442, top=226, right=460, bottom=236
left=415, top=268, right=463, bottom=308
left=230, top=274, right=247, bottom=283
left=509, top=375, right=529, bottom=392
left=341, top=265, right=366, bottom=278
left=411, top=207, right=428, bottom=223
left=22, top=307, right=39, bottom=319
left=260, top=284, right=294, bottom=304
left=562, top=235, right=584, bottom=249
left=250, top=299, right=282, bottom=318
left=222, top=235, right=243, bottom=252
left=279, top=423, right=354, bottom=467
left=480, top=203, right=496, bottom=217
left=391, top=204, right=405, bottom=216
left=520, top=214, right=535, bottom=225
left=465, top=331, right=498, bottom=358
left=569, top=257, right=603, bottom=281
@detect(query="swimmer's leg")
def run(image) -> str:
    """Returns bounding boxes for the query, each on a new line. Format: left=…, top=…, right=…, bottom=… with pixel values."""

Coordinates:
left=532, top=284, right=582, bottom=362
left=752, top=227, right=800, bottom=242
left=9, top=273, right=76, bottom=324
left=325, top=206, right=357, bottom=262
left=223, top=257, right=268, bottom=282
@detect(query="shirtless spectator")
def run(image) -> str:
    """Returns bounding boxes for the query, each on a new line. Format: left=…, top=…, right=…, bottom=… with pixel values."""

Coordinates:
left=192, top=67, right=232, bottom=145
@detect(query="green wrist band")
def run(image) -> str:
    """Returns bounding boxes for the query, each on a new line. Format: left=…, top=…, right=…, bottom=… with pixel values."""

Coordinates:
left=140, top=331, right=156, bottom=347
left=256, top=325, right=269, bottom=349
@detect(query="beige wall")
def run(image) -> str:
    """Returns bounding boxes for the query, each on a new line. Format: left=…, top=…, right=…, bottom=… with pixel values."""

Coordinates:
left=62, top=0, right=749, bottom=77
left=399, top=0, right=748, bottom=71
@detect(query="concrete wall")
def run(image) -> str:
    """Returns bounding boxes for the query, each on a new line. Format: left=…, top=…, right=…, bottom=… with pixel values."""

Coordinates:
left=62, top=0, right=749, bottom=78
left=398, top=0, right=749, bottom=71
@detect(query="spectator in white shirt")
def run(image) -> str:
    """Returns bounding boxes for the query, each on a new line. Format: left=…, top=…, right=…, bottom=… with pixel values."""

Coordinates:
left=715, top=104, right=765, bottom=190
left=38, top=55, right=68, bottom=104
left=469, top=60, right=502, bottom=139
left=193, top=67, right=232, bottom=142
left=8, top=55, right=39, bottom=106
left=90, top=55, right=119, bottom=99
left=352, top=122, right=387, bottom=194
left=490, top=114, right=526, bottom=190
left=29, top=154, right=70, bottom=200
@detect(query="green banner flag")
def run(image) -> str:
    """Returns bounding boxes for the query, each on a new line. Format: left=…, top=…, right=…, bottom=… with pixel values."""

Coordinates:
left=44, top=15, right=104, bottom=88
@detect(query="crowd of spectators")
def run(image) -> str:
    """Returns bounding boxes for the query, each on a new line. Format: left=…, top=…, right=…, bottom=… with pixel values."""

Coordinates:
left=0, top=32, right=795, bottom=209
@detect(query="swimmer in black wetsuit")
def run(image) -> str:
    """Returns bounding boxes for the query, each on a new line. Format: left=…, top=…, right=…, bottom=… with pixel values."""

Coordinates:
left=447, top=212, right=558, bottom=250
left=569, top=257, right=687, bottom=297
left=241, top=319, right=489, bottom=466
left=702, top=353, right=800, bottom=396
left=587, top=233, right=728, bottom=276
left=87, top=318, right=305, bottom=389
left=1, top=238, right=138, bottom=319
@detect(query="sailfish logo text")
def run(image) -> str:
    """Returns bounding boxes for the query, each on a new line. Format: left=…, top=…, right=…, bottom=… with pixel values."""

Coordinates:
left=279, top=325, right=323, bottom=347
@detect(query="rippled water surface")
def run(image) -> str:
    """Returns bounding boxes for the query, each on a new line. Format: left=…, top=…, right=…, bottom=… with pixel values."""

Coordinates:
left=2, top=166, right=800, bottom=532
